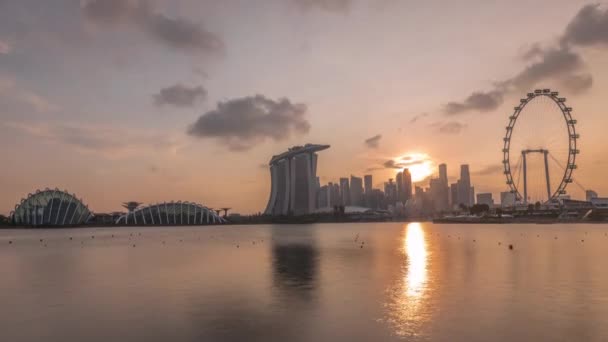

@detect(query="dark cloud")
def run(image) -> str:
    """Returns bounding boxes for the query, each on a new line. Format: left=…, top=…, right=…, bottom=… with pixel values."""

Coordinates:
left=187, top=95, right=311, bottom=151
left=364, top=134, right=382, bottom=149
left=82, top=0, right=224, bottom=55
left=510, top=47, right=584, bottom=90
left=383, top=158, right=424, bottom=169
left=383, top=160, right=398, bottom=169
left=562, top=4, right=608, bottom=47
left=292, top=0, right=353, bottom=12
left=445, top=91, right=503, bottom=115
left=409, top=112, right=429, bottom=123
left=444, top=4, right=608, bottom=115
left=431, top=121, right=466, bottom=134
left=153, top=84, right=207, bottom=107
left=473, top=165, right=503, bottom=176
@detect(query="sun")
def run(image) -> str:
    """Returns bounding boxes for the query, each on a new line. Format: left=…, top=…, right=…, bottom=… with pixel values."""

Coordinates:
left=393, top=153, right=434, bottom=182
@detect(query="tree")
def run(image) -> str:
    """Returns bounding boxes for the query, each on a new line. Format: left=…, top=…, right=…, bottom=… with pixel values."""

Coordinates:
left=495, top=208, right=503, bottom=218
left=534, top=201, right=542, bottom=211
left=470, top=204, right=490, bottom=216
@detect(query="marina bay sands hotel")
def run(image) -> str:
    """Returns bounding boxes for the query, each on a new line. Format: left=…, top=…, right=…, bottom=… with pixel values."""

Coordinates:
left=264, top=144, right=330, bottom=216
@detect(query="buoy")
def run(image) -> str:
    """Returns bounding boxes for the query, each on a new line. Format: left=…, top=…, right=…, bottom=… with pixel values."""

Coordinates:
left=111, top=234, right=114, bottom=238
left=581, top=239, right=584, bottom=242
left=236, top=245, right=239, bottom=248
left=91, top=236, right=95, bottom=239
left=498, top=242, right=502, bottom=245
left=9, top=240, right=12, bottom=244
left=69, top=237, right=73, bottom=240
left=473, top=239, right=476, bottom=242
left=360, top=245, right=363, bottom=248
left=132, top=244, right=136, bottom=247
left=40, top=239, right=43, bottom=242
left=508, top=244, right=513, bottom=250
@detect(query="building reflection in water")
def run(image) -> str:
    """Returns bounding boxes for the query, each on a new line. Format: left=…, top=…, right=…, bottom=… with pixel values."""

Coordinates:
left=271, top=226, right=319, bottom=299
left=386, top=222, right=431, bottom=337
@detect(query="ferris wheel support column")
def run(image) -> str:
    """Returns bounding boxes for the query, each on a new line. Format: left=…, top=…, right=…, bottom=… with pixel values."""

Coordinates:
left=522, top=151, right=528, bottom=205
left=543, top=150, right=551, bottom=201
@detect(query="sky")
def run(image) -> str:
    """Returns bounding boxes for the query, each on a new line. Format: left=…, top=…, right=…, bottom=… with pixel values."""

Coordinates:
left=1, top=0, right=608, bottom=215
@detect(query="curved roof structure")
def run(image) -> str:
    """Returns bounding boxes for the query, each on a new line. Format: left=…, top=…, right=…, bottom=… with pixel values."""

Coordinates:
left=11, top=188, right=93, bottom=227
left=115, top=201, right=227, bottom=225
left=269, top=144, right=330, bottom=165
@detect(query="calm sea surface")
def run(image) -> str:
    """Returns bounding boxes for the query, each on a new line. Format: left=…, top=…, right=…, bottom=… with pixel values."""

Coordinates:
left=1, top=222, right=608, bottom=341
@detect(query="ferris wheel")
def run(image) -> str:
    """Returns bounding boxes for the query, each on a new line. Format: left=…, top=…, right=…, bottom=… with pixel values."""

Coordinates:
left=502, top=89, right=579, bottom=205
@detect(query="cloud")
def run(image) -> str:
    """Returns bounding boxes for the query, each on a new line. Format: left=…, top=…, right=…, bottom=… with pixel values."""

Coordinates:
left=153, top=84, right=207, bottom=107
left=562, top=4, right=608, bottom=47
left=431, top=121, right=466, bottom=134
left=409, top=112, right=429, bottom=123
left=7, top=121, right=179, bottom=159
left=364, top=134, right=382, bottom=149
left=187, top=95, right=311, bottom=151
left=445, top=91, right=503, bottom=115
left=472, top=164, right=503, bottom=176
left=510, top=47, right=585, bottom=90
left=292, top=0, right=353, bottom=12
left=444, top=4, right=608, bottom=115
left=82, top=0, right=224, bottom=55
left=0, top=40, right=10, bottom=55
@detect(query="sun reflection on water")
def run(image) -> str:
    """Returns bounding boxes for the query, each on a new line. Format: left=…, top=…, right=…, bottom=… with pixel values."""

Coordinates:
left=405, top=222, right=428, bottom=298
left=385, top=222, right=431, bottom=337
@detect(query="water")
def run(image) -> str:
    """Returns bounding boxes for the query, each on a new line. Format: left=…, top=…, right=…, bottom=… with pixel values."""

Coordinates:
left=1, top=222, right=608, bottom=341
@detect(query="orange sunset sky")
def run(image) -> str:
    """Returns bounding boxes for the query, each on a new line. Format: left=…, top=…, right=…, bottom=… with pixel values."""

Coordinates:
left=1, top=0, right=608, bottom=214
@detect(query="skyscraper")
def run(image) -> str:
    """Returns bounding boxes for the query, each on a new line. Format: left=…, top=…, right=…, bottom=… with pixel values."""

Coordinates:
left=350, top=175, right=364, bottom=206
left=439, top=163, right=448, bottom=187
left=396, top=172, right=404, bottom=202
left=364, top=175, right=373, bottom=194
left=457, top=164, right=472, bottom=207
left=385, top=179, right=397, bottom=204
left=265, top=144, right=330, bottom=216
left=340, top=177, right=351, bottom=206
left=403, top=168, right=413, bottom=203
left=317, top=185, right=330, bottom=208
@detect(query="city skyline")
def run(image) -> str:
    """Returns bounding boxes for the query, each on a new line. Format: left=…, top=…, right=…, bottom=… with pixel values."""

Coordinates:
left=1, top=1, right=608, bottom=214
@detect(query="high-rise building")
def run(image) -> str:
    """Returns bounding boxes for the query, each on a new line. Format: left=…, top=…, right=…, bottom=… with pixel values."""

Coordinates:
left=476, top=193, right=494, bottom=206
left=340, top=177, right=351, bottom=206
left=265, top=144, right=330, bottom=216
left=586, top=190, right=599, bottom=201
left=364, top=175, right=373, bottom=194
left=439, top=163, right=448, bottom=186
left=385, top=179, right=397, bottom=204
left=469, top=186, right=475, bottom=206
left=403, top=168, right=413, bottom=203
left=457, top=164, right=472, bottom=207
left=450, top=183, right=458, bottom=209
left=317, top=185, right=330, bottom=208
left=330, top=182, right=341, bottom=207
left=350, top=176, right=364, bottom=206
left=429, top=178, right=449, bottom=212
left=396, top=172, right=404, bottom=203
left=500, top=191, right=516, bottom=207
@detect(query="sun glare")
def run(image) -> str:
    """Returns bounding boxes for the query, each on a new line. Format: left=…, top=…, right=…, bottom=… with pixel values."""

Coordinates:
left=393, top=153, right=434, bottom=182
